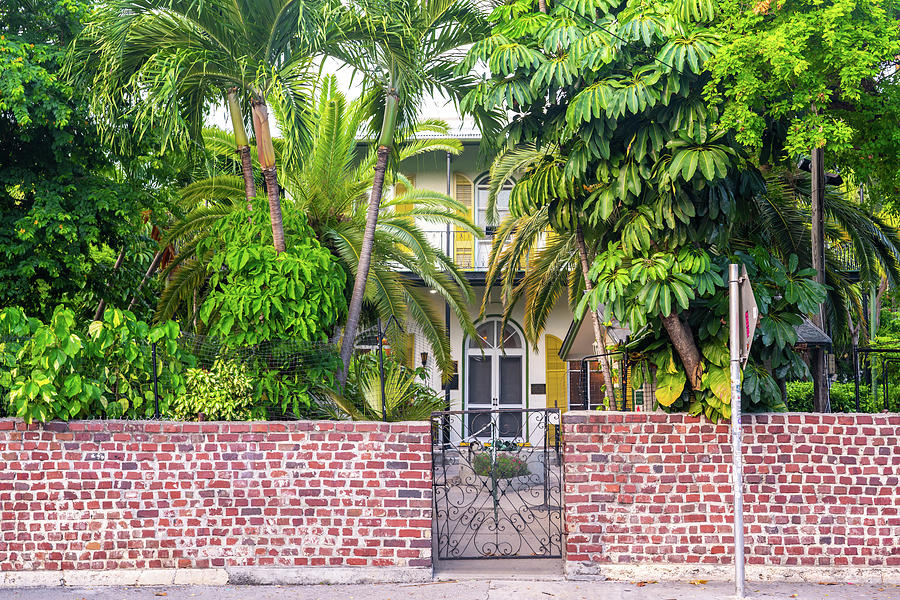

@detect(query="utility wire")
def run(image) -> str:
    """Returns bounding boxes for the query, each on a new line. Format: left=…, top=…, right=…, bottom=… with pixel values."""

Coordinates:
left=554, top=0, right=689, bottom=78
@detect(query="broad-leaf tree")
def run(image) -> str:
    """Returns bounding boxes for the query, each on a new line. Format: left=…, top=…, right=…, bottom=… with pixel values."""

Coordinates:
left=1, top=0, right=180, bottom=320
left=705, top=0, right=900, bottom=199
left=466, top=0, right=900, bottom=419
left=463, top=0, right=753, bottom=416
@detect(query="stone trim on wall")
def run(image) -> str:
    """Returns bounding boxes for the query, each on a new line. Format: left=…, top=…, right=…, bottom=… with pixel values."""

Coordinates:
left=0, top=419, right=432, bottom=576
left=562, top=412, right=900, bottom=579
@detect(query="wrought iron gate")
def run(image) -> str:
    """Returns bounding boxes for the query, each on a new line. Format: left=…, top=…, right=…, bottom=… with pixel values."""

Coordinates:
left=430, top=408, right=563, bottom=559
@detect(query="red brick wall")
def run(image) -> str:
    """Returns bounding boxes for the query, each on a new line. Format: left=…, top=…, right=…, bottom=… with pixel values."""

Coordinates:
left=0, top=420, right=432, bottom=572
left=563, top=412, right=900, bottom=569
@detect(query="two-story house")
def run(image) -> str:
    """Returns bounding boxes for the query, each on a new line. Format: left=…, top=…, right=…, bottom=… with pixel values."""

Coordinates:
left=379, top=119, right=636, bottom=434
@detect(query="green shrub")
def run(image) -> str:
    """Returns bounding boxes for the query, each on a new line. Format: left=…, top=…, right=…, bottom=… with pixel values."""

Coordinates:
left=785, top=381, right=882, bottom=412
left=199, top=205, right=346, bottom=346
left=172, top=359, right=260, bottom=421
left=472, top=452, right=530, bottom=479
left=0, top=305, right=187, bottom=422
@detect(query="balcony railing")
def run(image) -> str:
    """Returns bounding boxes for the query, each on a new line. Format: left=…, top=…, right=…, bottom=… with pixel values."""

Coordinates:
left=422, top=229, right=493, bottom=271
left=831, top=243, right=860, bottom=272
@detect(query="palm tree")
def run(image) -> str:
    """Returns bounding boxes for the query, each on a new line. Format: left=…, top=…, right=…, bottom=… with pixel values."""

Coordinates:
left=326, top=0, right=499, bottom=384
left=158, top=82, right=479, bottom=377
left=71, top=0, right=327, bottom=252
left=737, top=170, right=900, bottom=346
left=316, top=354, right=445, bottom=421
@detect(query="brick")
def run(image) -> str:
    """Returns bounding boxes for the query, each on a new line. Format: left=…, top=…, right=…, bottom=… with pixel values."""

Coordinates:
left=560, top=412, right=899, bottom=571
left=0, top=418, right=431, bottom=571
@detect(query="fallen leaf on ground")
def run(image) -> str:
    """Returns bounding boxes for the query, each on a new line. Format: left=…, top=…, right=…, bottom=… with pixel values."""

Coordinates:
left=688, top=579, right=708, bottom=585
left=818, top=582, right=839, bottom=585
left=154, top=594, right=167, bottom=598
left=632, top=581, right=657, bottom=587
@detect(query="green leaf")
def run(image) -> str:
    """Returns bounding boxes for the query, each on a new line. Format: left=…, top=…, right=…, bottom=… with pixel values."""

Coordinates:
left=655, top=369, right=686, bottom=406
left=702, top=365, right=731, bottom=404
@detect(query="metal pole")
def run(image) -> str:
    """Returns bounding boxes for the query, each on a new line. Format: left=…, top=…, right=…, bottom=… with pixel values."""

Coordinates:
left=378, top=318, right=387, bottom=422
left=152, top=342, right=160, bottom=419
left=870, top=285, right=877, bottom=396
left=728, top=264, right=745, bottom=600
left=444, top=151, right=452, bottom=441
left=853, top=345, right=860, bottom=411
left=581, top=359, right=588, bottom=410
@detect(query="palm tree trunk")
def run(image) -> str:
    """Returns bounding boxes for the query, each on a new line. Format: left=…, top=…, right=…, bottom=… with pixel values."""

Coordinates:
left=339, top=91, right=399, bottom=385
left=227, top=89, right=256, bottom=209
left=575, top=226, right=617, bottom=408
left=93, top=248, right=126, bottom=321
left=660, top=311, right=703, bottom=390
left=250, top=98, right=286, bottom=252
left=538, top=0, right=546, bottom=12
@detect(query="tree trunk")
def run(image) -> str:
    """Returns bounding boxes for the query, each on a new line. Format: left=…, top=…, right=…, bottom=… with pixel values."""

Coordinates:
left=810, top=145, right=830, bottom=412
left=874, top=276, right=888, bottom=331
left=660, top=312, right=703, bottom=391
left=339, top=144, right=391, bottom=385
left=250, top=98, right=286, bottom=252
left=93, top=248, right=126, bottom=321
left=538, top=0, right=546, bottom=12
left=127, top=249, right=164, bottom=311
left=227, top=88, right=256, bottom=209
left=575, top=226, right=617, bottom=408
left=239, top=147, right=255, bottom=207
left=338, top=91, right=399, bottom=385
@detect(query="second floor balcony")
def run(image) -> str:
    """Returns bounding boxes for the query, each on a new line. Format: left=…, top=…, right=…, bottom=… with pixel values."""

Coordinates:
left=422, top=229, right=495, bottom=271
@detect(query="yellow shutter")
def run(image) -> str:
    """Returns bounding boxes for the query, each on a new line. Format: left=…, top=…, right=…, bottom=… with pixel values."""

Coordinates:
left=453, top=173, right=474, bottom=268
left=395, top=175, right=415, bottom=215
left=545, top=335, right=568, bottom=445
left=404, top=333, right=416, bottom=369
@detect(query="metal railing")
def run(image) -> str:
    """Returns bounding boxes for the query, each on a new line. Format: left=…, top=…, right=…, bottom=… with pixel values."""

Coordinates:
left=421, top=229, right=492, bottom=271
left=831, top=243, right=860, bottom=272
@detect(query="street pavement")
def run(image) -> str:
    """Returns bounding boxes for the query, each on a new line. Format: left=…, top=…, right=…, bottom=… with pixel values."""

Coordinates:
left=4, top=580, right=899, bottom=600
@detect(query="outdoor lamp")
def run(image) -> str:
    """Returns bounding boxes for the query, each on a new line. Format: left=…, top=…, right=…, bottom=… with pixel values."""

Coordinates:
left=421, top=352, right=428, bottom=367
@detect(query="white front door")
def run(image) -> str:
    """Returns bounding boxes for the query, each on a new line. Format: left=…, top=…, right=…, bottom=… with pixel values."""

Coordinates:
left=466, top=319, right=525, bottom=439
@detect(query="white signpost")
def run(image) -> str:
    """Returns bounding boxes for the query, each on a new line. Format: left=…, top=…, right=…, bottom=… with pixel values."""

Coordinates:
left=729, top=264, right=758, bottom=600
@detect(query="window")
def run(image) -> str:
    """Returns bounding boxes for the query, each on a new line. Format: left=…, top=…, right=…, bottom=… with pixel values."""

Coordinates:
left=474, top=177, right=513, bottom=232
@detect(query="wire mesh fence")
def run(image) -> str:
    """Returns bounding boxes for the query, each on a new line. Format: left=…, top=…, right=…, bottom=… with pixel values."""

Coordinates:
left=0, top=333, right=341, bottom=421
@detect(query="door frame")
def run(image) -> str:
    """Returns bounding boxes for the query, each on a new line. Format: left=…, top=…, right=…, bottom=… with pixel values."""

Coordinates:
left=463, top=318, right=527, bottom=438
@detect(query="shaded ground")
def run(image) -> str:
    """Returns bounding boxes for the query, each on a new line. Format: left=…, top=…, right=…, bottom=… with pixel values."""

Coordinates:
left=7, top=580, right=899, bottom=600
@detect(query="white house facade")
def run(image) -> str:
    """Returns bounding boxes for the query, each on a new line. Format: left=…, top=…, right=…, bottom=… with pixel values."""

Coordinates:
left=376, top=129, right=648, bottom=426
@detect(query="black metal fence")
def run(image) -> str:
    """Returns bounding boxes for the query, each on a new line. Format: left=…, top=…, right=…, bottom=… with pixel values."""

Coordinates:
left=567, top=350, right=654, bottom=412
left=846, top=346, right=900, bottom=412
left=431, top=408, right=564, bottom=559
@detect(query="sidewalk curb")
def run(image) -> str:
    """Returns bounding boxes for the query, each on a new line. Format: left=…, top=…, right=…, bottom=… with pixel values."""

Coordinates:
left=0, top=569, right=229, bottom=587
left=226, top=566, right=432, bottom=585
left=0, top=567, right=431, bottom=587
left=565, top=564, right=900, bottom=585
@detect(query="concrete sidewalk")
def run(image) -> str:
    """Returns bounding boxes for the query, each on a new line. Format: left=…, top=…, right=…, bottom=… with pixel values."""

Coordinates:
left=5, top=580, right=899, bottom=600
